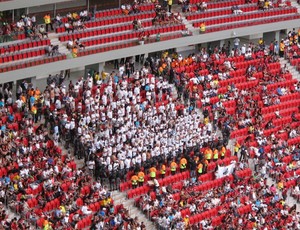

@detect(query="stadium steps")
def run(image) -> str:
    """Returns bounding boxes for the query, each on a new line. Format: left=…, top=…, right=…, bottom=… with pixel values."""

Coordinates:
left=182, top=17, right=198, bottom=35
left=48, top=33, right=70, bottom=57
left=279, top=57, right=300, bottom=80
left=110, top=190, right=156, bottom=230
left=291, top=0, right=300, bottom=13
left=273, top=57, right=299, bottom=210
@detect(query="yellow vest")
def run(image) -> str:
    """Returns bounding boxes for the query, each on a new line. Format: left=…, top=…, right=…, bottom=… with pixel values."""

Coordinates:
left=44, top=16, right=51, bottom=24
left=198, top=164, right=203, bottom=173
left=213, top=150, right=219, bottom=159
left=206, top=153, right=212, bottom=160
left=31, top=106, right=37, bottom=114
left=221, top=147, right=226, bottom=156
left=200, top=23, right=206, bottom=32
left=150, top=171, right=156, bottom=178
left=161, top=165, right=166, bottom=174
left=280, top=43, right=285, bottom=51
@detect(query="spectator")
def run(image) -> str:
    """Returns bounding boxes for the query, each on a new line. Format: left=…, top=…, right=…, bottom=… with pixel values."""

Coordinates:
left=43, top=13, right=53, bottom=32
left=38, top=25, right=48, bottom=38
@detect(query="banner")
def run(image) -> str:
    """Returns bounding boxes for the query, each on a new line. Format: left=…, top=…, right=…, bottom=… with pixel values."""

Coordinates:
left=215, top=161, right=236, bottom=178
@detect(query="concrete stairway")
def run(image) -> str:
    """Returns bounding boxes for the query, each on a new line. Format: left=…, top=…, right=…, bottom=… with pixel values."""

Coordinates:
left=291, top=0, right=300, bottom=13
left=111, top=191, right=156, bottom=230
left=279, top=57, right=300, bottom=80
left=182, top=17, right=198, bottom=35
left=277, top=56, right=300, bottom=210
left=48, top=33, right=70, bottom=58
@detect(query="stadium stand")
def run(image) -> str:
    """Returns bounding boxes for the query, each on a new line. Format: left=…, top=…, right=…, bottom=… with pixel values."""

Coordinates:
left=0, top=0, right=300, bottom=229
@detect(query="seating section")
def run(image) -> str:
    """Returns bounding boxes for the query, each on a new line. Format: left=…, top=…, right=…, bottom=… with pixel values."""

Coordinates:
left=0, top=108, right=134, bottom=229
left=0, top=54, right=67, bottom=73
left=185, top=0, right=299, bottom=33
left=57, top=11, right=156, bottom=35
left=57, top=3, right=187, bottom=51
left=193, top=7, right=298, bottom=28
left=116, top=44, right=300, bottom=228
left=0, top=38, right=68, bottom=73
left=79, top=24, right=185, bottom=47
left=286, top=42, right=300, bottom=72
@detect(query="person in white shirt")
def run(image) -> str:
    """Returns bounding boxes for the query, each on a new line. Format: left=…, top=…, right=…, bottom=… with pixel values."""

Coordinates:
left=81, top=204, right=92, bottom=215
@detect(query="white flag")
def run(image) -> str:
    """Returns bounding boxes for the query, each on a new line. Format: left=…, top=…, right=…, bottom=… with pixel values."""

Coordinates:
left=215, top=161, right=236, bottom=178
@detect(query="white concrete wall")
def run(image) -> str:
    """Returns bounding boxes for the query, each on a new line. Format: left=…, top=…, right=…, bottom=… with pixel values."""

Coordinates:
left=28, top=0, right=86, bottom=14
left=0, top=0, right=77, bottom=11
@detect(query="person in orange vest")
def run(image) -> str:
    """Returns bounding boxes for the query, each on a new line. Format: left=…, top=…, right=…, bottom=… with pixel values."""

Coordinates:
left=180, top=157, right=187, bottom=172
left=31, top=104, right=38, bottom=123
left=205, top=148, right=212, bottom=163
left=43, top=13, right=53, bottom=32
left=213, top=148, right=219, bottom=162
left=160, top=164, right=166, bottom=178
left=137, top=171, right=145, bottom=187
left=170, top=160, right=177, bottom=175
left=35, top=87, right=41, bottom=98
left=183, top=215, right=190, bottom=227
left=131, top=174, right=138, bottom=189
left=72, top=46, right=78, bottom=58
left=149, top=166, right=157, bottom=180
left=220, top=146, right=226, bottom=160
left=199, top=21, right=206, bottom=34
left=279, top=39, right=285, bottom=58
left=234, top=141, right=240, bottom=157
left=197, top=162, right=203, bottom=177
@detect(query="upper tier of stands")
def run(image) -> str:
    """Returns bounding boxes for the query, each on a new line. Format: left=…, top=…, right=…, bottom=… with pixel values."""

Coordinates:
left=0, top=0, right=299, bottom=73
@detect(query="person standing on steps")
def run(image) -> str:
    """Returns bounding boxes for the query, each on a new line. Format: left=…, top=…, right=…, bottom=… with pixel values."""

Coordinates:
left=44, top=13, right=53, bottom=32
left=168, top=0, right=173, bottom=13
left=131, top=174, right=138, bottom=189
left=138, top=170, right=145, bottom=187
left=279, top=39, right=285, bottom=58
left=149, top=166, right=157, bottom=180
left=170, top=160, right=177, bottom=175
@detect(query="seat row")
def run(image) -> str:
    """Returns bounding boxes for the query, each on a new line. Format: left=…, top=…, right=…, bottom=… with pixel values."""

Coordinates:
left=57, top=11, right=156, bottom=34
left=287, top=136, right=300, bottom=146
left=186, top=4, right=258, bottom=21
left=0, top=48, right=47, bottom=64
left=97, top=3, right=154, bottom=19
left=79, top=24, right=185, bottom=48
left=193, top=7, right=297, bottom=28
left=206, top=13, right=300, bottom=33
left=261, top=98, right=300, bottom=114
left=0, top=39, right=50, bottom=54
left=59, top=19, right=153, bottom=42
left=0, top=54, right=67, bottom=73
left=189, top=0, right=258, bottom=9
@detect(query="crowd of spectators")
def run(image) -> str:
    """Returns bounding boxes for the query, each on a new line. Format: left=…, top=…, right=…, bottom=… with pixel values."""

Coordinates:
left=0, top=13, right=51, bottom=42
left=0, top=77, right=145, bottom=229
left=0, top=34, right=299, bottom=230
left=63, top=10, right=89, bottom=34
left=23, top=30, right=299, bottom=229
left=0, top=1, right=300, bottom=229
